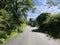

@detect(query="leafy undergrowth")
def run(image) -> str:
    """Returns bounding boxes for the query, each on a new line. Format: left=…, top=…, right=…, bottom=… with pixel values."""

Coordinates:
left=0, top=38, right=5, bottom=44
left=9, top=29, right=18, bottom=39
left=10, top=23, right=27, bottom=38
left=20, top=23, right=27, bottom=31
left=0, top=23, right=27, bottom=44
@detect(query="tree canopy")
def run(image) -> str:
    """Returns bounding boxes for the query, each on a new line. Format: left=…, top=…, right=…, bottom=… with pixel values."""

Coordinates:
left=47, top=0, right=60, bottom=8
left=36, top=12, right=60, bottom=39
left=0, top=0, right=34, bottom=43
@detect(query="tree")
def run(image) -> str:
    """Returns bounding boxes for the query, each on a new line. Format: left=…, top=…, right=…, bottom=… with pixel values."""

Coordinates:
left=0, top=0, right=34, bottom=43
left=37, top=12, right=60, bottom=38
left=0, top=0, right=34, bottom=31
left=36, top=13, right=51, bottom=29
left=29, top=18, right=33, bottom=25
left=5, top=0, right=34, bottom=29
left=44, top=13, right=60, bottom=38
left=47, top=0, right=60, bottom=8
left=0, top=9, right=12, bottom=38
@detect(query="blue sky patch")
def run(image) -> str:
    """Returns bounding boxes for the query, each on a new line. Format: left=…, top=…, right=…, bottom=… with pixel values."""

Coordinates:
left=27, top=0, right=60, bottom=20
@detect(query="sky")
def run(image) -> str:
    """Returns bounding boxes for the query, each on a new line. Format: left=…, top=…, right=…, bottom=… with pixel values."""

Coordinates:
left=27, top=0, right=60, bottom=20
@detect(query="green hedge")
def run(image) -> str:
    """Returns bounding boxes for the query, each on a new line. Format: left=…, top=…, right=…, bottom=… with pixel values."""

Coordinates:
left=37, top=13, right=60, bottom=39
left=0, top=9, right=27, bottom=44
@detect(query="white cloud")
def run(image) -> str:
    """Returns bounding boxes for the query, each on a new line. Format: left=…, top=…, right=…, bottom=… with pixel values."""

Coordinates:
left=35, top=5, right=60, bottom=14
left=27, top=0, right=60, bottom=20
left=38, top=0, right=47, bottom=5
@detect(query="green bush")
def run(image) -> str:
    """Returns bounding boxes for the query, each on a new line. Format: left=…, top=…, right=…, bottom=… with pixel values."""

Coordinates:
left=0, top=9, right=28, bottom=44
left=0, top=38, right=5, bottom=44
left=37, top=13, right=60, bottom=39
left=18, top=23, right=27, bottom=33
left=36, top=13, right=51, bottom=30
left=44, top=14, right=60, bottom=38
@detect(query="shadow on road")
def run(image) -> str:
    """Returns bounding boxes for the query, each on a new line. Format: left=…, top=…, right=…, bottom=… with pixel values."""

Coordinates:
left=32, top=29, right=56, bottom=39
left=32, top=29, right=43, bottom=33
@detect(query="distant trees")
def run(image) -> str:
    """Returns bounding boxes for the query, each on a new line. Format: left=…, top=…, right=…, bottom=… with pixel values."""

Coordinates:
left=29, top=18, right=36, bottom=27
left=36, top=12, right=60, bottom=39
left=29, top=18, right=33, bottom=25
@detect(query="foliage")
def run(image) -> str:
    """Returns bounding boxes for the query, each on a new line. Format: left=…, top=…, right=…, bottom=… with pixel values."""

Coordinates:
left=0, top=38, right=5, bottom=44
left=0, top=9, right=12, bottom=36
left=19, top=23, right=27, bottom=31
left=36, top=13, right=51, bottom=29
left=47, top=0, right=60, bottom=9
left=29, top=18, right=33, bottom=25
left=37, top=12, right=60, bottom=39
left=0, top=0, right=34, bottom=44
